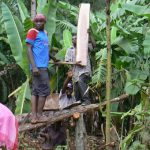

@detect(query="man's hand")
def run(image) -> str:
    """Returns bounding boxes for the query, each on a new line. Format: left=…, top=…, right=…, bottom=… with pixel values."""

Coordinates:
left=76, top=61, right=81, bottom=65
left=50, top=54, right=60, bottom=62
left=53, top=57, right=60, bottom=62
left=67, top=70, right=73, bottom=78
left=32, top=67, right=40, bottom=76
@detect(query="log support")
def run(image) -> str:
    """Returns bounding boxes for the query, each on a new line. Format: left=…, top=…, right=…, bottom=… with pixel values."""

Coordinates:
left=75, top=113, right=87, bottom=150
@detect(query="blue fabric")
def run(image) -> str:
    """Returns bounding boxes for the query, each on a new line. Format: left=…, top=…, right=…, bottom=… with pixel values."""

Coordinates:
left=26, top=31, right=49, bottom=68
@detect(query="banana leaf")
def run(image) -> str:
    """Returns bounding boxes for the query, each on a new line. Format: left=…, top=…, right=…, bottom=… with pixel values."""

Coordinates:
left=15, top=79, right=30, bottom=114
left=123, top=3, right=150, bottom=18
left=17, top=0, right=29, bottom=23
left=115, top=37, right=139, bottom=54
left=1, top=2, right=23, bottom=66
left=143, top=30, right=150, bottom=55
left=37, top=0, right=47, bottom=13
left=42, top=0, right=57, bottom=44
left=0, top=52, right=9, bottom=63
left=21, top=18, right=34, bottom=77
left=63, top=29, right=72, bottom=51
left=92, top=48, right=107, bottom=85
left=13, top=15, right=24, bottom=41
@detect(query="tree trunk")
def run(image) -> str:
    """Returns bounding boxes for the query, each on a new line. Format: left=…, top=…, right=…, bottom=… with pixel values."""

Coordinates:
left=31, top=0, right=36, bottom=19
left=105, top=0, right=112, bottom=149
left=75, top=113, right=87, bottom=150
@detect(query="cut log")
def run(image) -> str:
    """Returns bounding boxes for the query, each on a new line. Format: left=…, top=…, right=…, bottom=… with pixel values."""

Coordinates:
left=17, top=94, right=129, bottom=132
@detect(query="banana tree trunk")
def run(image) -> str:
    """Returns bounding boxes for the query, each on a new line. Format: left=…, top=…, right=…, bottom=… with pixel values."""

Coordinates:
left=105, top=0, right=112, bottom=149
left=31, top=0, right=36, bottom=19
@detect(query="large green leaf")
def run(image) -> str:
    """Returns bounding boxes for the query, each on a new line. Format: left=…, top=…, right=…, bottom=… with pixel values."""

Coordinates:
left=0, top=37, right=8, bottom=44
left=0, top=52, right=9, bottom=63
left=17, top=0, right=29, bottom=23
left=123, top=3, right=150, bottom=18
left=58, top=1, right=79, bottom=16
left=124, top=82, right=140, bottom=95
left=42, top=0, right=57, bottom=44
left=37, top=0, right=47, bottom=13
left=21, top=18, right=33, bottom=77
left=56, top=19, right=77, bottom=33
left=92, top=48, right=107, bottom=85
left=143, top=30, right=150, bottom=55
left=63, top=29, right=72, bottom=51
left=115, top=37, right=139, bottom=54
left=13, top=15, right=24, bottom=41
left=1, top=2, right=23, bottom=65
left=24, top=18, right=34, bottom=36
left=15, top=79, right=30, bottom=114
left=111, top=26, right=117, bottom=44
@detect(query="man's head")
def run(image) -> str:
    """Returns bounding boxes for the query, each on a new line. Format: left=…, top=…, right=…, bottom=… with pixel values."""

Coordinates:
left=72, top=35, right=77, bottom=47
left=33, top=14, right=46, bottom=31
left=66, top=82, right=73, bottom=98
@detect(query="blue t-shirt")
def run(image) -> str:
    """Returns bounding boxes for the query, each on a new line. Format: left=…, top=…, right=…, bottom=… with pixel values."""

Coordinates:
left=25, top=28, right=49, bottom=68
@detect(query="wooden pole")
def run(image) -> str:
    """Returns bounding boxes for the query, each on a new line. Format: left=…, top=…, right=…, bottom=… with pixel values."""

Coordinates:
left=105, top=0, right=111, bottom=149
left=75, top=113, right=87, bottom=150
left=31, top=0, right=36, bottom=19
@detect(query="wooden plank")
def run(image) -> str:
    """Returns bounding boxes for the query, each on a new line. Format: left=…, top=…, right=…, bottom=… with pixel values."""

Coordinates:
left=49, top=61, right=76, bottom=65
left=76, top=3, right=90, bottom=66
left=44, top=93, right=59, bottom=110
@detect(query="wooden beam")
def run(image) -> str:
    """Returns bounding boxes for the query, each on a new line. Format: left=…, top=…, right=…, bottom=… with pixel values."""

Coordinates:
left=18, top=94, right=129, bottom=132
left=49, top=61, right=76, bottom=65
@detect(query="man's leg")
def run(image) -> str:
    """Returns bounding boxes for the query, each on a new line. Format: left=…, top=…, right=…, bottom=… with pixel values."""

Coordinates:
left=78, top=74, right=91, bottom=105
left=31, top=95, right=38, bottom=123
left=37, top=96, right=49, bottom=123
left=74, top=81, right=82, bottom=102
left=36, top=69, right=50, bottom=122
left=37, top=96, right=46, bottom=116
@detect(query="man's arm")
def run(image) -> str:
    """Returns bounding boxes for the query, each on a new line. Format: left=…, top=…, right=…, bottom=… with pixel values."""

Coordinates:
left=62, top=70, right=73, bottom=94
left=27, top=44, right=39, bottom=75
left=49, top=54, right=59, bottom=62
left=88, top=28, right=96, bottom=49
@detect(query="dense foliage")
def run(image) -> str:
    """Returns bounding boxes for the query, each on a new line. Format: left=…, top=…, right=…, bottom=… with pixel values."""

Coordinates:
left=0, top=0, right=150, bottom=149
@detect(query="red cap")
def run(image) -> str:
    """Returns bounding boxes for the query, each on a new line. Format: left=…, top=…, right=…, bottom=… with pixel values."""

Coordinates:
left=33, top=14, right=46, bottom=22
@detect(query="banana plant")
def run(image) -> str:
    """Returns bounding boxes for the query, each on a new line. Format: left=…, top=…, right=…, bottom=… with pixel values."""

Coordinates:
left=1, top=0, right=58, bottom=114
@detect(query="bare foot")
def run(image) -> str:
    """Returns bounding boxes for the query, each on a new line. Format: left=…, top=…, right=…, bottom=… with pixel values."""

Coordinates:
left=30, top=114, right=38, bottom=124
left=37, top=114, right=48, bottom=123
left=31, top=118, right=38, bottom=124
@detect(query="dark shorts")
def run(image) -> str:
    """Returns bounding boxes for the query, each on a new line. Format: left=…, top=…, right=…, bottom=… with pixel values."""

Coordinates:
left=32, top=69, right=50, bottom=96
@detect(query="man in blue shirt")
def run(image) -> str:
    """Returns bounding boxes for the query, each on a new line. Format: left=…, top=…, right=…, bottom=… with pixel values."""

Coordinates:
left=26, top=14, right=57, bottom=124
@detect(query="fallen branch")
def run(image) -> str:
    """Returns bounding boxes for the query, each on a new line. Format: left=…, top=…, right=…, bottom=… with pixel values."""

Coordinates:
left=18, top=94, right=129, bottom=132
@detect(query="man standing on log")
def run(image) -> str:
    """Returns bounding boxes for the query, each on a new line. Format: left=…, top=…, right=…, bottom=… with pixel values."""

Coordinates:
left=65, top=35, right=92, bottom=106
left=25, top=14, right=57, bottom=124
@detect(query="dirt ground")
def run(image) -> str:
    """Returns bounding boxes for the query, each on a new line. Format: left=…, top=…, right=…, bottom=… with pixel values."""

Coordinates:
left=19, top=131, right=105, bottom=150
